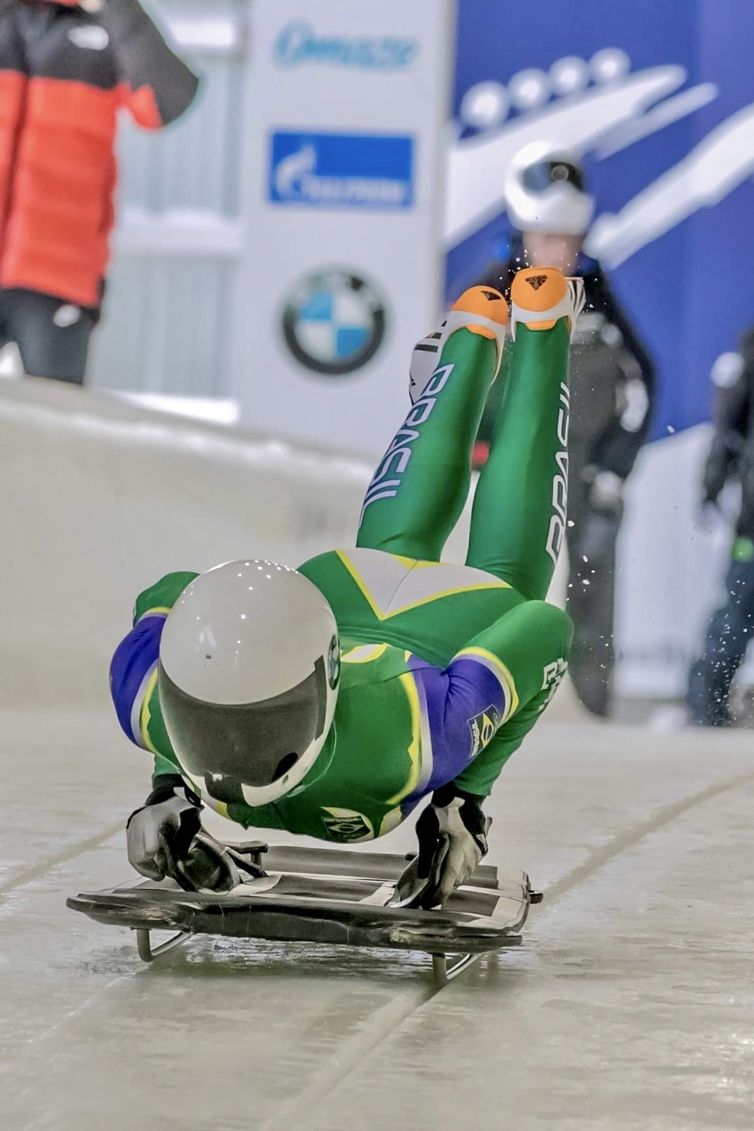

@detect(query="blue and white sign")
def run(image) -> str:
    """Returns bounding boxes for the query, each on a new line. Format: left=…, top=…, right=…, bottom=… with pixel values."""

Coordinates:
left=269, top=131, right=414, bottom=210
left=281, top=269, right=388, bottom=376
left=273, top=20, right=419, bottom=71
left=241, top=0, right=454, bottom=458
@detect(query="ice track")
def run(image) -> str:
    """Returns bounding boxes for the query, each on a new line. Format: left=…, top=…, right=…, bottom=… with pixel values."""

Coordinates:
left=2, top=382, right=753, bottom=1129
left=2, top=712, right=753, bottom=1131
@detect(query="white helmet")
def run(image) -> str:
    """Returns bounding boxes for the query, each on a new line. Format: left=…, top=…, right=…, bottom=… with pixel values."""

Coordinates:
left=159, top=561, right=340, bottom=806
left=504, top=142, right=594, bottom=236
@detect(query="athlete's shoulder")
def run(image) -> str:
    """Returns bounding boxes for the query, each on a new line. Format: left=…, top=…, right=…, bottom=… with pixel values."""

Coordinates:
left=297, top=551, right=335, bottom=574
left=133, top=571, right=199, bottom=625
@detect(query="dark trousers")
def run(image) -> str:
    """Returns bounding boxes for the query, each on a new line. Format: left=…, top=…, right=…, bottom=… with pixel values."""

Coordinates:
left=0, top=287, right=97, bottom=385
left=565, top=488, right=619, bottom=717
left=687, top=559, right=754, bottom=725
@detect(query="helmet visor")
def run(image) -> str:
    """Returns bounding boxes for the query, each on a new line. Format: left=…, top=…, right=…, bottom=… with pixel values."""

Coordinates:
left=158, top=657, right=328, bottom=804
left=522, top=159, right=586, bottom=194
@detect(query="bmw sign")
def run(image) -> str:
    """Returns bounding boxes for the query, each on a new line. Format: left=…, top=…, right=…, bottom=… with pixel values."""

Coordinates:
left=281, top=269, right=388, bottom=376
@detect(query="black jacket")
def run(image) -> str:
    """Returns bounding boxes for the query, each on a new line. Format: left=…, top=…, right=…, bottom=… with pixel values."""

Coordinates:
left=476, top=243, right=656, bottom=480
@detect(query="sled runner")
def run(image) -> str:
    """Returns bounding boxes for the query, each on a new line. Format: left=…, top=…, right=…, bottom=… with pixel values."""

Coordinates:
left=68, top=842, right=541, bottom=987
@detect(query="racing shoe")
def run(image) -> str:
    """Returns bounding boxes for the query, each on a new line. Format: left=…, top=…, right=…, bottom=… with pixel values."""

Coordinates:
left=509, top=266, right=585, bottom=341
left=410, top=285, right=508, bottom=403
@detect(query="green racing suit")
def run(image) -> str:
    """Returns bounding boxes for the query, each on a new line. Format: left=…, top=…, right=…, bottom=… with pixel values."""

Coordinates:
left=111, top=319, right=573, bottom=844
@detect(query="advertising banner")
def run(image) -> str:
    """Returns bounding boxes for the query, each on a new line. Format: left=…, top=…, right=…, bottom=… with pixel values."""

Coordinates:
left=238, top=0, right=455, bottom=457
left=449, top=0, right=754, bottom=697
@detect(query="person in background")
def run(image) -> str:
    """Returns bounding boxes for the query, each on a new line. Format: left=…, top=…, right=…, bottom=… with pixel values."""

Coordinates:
left=0, top=0, right=199, bottom=384
left=471, top=143, right=656, bottom=717
left=687, top=334, right=754, bottom=726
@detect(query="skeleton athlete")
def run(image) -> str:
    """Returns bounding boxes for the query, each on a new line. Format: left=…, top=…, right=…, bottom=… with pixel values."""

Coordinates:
left=112, top=267, right=583, bottom=905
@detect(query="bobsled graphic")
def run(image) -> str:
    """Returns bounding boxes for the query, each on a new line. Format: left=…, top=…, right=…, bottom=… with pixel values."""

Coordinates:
left=447, top=50, right=754, bottom=267
left=588, top=103, right=754, bottom=267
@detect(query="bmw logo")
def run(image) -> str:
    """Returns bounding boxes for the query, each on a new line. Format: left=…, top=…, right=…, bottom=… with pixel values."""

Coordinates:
left=281, top=268, right=388, bottom=376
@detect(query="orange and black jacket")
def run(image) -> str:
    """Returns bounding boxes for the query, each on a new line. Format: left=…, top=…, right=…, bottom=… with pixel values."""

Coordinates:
left=0, top=0, right=199, bottom=308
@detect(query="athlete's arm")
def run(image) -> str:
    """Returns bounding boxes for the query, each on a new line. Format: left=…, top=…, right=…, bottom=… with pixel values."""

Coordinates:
left=110, top=571, right=198, bottom=779
left=446, top=600, right=572, bottom=798
left=703, top=333, right=754, bottom=504
left=587, top=267, right=656, bottom=480
left=397, top=607, right=545, bottom=909
left=97, top=0, right=200, bottom=128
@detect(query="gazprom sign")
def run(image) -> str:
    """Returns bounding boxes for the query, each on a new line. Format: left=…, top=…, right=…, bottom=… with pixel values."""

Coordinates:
left=269, top=131, right=414, bottom=211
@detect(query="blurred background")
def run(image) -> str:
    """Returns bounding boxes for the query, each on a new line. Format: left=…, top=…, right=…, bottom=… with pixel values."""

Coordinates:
left=2, top=0, right=753, bottom=727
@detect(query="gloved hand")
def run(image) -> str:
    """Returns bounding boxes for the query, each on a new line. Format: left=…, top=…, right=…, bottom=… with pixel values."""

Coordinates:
left=396, top=785, right=490, bottom=909
left=583, top=466, right=625, bottom=519
left=126, top=774, right=202, bottom=884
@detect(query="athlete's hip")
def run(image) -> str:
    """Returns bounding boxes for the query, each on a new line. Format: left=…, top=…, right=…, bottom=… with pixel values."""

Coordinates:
left=300, top=548, right=523, bottom=666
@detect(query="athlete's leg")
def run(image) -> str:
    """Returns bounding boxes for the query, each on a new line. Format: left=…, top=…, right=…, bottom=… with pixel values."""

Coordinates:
left=357, top=287, right=507, bottom=561
left=566, top=505, right=619, bottom=717
left=0, top=288, right=11, bottom=353
left=466, top=268, right=581, bottom=599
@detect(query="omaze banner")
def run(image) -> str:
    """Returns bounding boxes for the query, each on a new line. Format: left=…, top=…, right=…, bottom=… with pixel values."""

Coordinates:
left=448, top=0, right=754, bottom=698
left=239, top=0, right=455, bottom=458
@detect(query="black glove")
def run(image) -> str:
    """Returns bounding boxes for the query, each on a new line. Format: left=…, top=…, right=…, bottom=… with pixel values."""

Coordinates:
left=126, top=776, right=241, bottom=891
left=126, top=774, right=202, bottom=884
left=395, top=785, right=490, bottom=909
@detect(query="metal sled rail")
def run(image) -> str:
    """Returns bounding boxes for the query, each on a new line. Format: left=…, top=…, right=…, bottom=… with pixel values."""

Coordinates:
left=129, top=930, right=500, bottom=987
left=68, top=844, right=539, bottom=987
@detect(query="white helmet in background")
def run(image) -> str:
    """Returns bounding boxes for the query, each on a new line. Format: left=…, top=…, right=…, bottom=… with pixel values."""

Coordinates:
left=159, top=561, right=340, bottom=806
left=504, top=142, right=595, bottom=236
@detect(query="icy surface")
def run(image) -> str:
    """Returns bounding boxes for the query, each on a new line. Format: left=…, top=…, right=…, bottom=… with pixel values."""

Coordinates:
left=2, top=379, right=751, bottom=1128
left=2, top=711, right=753, bottom=1131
